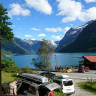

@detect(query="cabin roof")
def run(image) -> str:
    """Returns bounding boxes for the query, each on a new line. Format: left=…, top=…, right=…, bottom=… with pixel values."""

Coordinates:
left=83, top=56, right=96, bottom=63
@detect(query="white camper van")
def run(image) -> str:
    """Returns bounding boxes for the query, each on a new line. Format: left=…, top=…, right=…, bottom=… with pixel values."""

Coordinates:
left=53, top=75, right=75, bottom=94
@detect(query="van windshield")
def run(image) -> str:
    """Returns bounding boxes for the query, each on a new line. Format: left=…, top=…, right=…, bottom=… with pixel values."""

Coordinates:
left=63, top=80, right=73, bottom=86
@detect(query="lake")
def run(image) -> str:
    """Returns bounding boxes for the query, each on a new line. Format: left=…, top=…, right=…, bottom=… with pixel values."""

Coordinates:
left=5, top=52, right=96, bottom=69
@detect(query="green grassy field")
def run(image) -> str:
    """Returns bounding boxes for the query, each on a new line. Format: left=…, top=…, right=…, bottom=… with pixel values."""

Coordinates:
left=77, top=81, right=96, bottom=94
left=53, top=91, right=66, bottom=96
left=2, top=71, right=20, bottom=83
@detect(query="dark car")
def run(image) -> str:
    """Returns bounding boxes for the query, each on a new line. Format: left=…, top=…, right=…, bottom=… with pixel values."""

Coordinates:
left=2, top=73, right=60, bottom=96
left=40, top=72, right=56, bottom=78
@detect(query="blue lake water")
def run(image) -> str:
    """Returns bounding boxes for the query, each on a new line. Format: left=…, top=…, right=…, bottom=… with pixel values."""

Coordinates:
left=5, top=52, right=96, bottom=69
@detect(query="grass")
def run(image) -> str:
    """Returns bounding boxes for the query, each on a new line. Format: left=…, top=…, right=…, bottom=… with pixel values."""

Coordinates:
left=53, top=91, right=66, bottom=96
left=77, top=81, right=96, bottom=94
left=1, top=71, right=20, bottom=83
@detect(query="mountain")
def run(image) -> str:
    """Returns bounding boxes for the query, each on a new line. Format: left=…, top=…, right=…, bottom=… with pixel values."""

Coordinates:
left=55, top=23, right=89, bottom=52
left=1, top=37, right=57, bottom=55
left=58, top=20, right=96, bottom=52
left=1, top=40, right=30, bottom=55
left=1, top=37, right=40, bottom=55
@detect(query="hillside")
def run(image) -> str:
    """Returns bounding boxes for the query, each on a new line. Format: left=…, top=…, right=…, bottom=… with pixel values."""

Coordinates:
left=58, top=20, right=96, bottom=52
left=55, top=21, right=95, bottom=52
left=1, top=37, right=57, bottom=55
left=1, top=41, right=30, bottom=55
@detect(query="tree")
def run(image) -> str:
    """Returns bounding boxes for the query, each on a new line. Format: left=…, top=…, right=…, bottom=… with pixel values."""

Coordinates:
left=0, top=3, right=14, bottom=95
left=1, top=58, right=15, bottom=72
left=32, top=39, right=54, bottom=70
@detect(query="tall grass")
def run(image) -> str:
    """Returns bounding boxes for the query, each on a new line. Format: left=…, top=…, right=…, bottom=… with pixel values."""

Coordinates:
left=77, top=81, right=96, bottom=94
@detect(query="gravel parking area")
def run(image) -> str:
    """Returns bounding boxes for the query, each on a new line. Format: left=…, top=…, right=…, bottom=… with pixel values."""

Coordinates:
left=38, top=70, right=96, bottom=96
left=52, top=71, right=96, bottom=96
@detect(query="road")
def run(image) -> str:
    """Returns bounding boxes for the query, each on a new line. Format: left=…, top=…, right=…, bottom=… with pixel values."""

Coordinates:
left=52, top=71, right=96, bottom=96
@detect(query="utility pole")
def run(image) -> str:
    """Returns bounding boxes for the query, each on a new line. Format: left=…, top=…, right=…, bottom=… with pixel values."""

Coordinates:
left=55, top=53, right=57, bottom=68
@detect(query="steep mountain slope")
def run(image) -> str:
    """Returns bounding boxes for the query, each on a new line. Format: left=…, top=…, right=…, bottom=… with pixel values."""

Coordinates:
left=59, top=20, right=96, bottom=52
left=1, top=41, right=29, bottom=55
left=55, top=20, right=94, bottom=52
left=55, top=24, right=88, bottom=51
left=14, top=37, right=39, bottom=52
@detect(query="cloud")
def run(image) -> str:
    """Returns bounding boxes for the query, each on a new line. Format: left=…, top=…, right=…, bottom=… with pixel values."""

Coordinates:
left=45, top=27, right=62, bottom=32
left=17, top=18, right=20, bottom=20
left=24, top=34, right=32, bottom=37
left=85, top=0, right=96, bottom=3
left=31, top=28, right=40, bottom=31
left=45, top=27, right=70, bottom=33
left=8, top=3, right=30, bottom=17
left=57, top=0, right=96, bottom=23
left=52, top=35, right=62, bottom=41
left=25, top=0, right=52, bottom=15
left=31, top=38, right=37, bottom=40
left=78, top=7, right=96, bottom=22
left=57, top=0, right=82, bottom=22
left=38, top=33, right=46, bottom=37
left=13, top=25, right=16, bottom=27
left=64, top=27, right=70, bottom=33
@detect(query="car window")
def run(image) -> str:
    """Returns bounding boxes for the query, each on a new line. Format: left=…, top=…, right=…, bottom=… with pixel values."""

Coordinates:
left=28, top=85, right=36, bottom=95
left=63, top=81, right=73, bottom=86
left=53, top=80, right=61, bottom=85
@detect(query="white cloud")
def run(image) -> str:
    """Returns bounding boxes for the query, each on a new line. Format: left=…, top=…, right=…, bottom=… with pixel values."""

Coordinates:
left=85, top=0, right=96, bottom=3
left=64, top=27, right=70, bottom=33
left=31, top=38, right=37, bottom=40
left=45, top=27, right=62, bottom=32
left=52, top=35, right=62, bottom=41
left=17, top=18, right=20, bottom=20
left=13, top=25, right=15, bottom=27
left=8, top=3, right=30, bottom=17
left=57, top=0, right=82, bottom=22
left=31, top=28, right=40, bottom=31
left=38, top=33, right=46, bottom=37
left=70, top=24, right=73, bottom=26
left=57, top=0, right=96, bottom=23
left=24, top=34, right=32, bottom=37
left=45, top=27, right=70, bottom=33
left=25, top=0, right=52, bottom=15
left=79, top=7, right=96, bottom=22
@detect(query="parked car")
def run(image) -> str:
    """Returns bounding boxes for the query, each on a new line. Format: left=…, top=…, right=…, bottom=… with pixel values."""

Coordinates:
left=40, top=72, right=56, bottom=78
left=53, top=75, right=75, bottom=95
left=2, top=73, right=60, bottom=96
left=78, top=65, right=89, bottom=73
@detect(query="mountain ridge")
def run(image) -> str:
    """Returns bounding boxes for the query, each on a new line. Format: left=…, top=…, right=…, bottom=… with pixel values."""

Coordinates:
left=58, top=20, right=96, bottom=52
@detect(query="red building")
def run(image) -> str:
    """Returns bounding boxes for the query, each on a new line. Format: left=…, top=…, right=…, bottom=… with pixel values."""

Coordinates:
left=82, top=56, right=96, bottom=70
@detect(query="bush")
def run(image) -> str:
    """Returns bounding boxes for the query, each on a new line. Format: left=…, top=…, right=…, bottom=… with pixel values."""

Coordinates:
left=1, top=57, right=15, bottom=72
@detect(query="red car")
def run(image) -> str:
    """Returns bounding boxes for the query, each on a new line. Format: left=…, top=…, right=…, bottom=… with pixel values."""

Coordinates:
left=78, top=65, right=89, bottom=73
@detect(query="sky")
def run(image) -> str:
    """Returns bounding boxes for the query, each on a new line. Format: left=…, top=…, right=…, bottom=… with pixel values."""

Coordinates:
left=1, top=0, right=96, bottom=41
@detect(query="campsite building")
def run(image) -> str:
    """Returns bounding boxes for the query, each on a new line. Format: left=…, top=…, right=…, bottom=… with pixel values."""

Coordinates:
left=81, top=56, right=96, bottom=70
